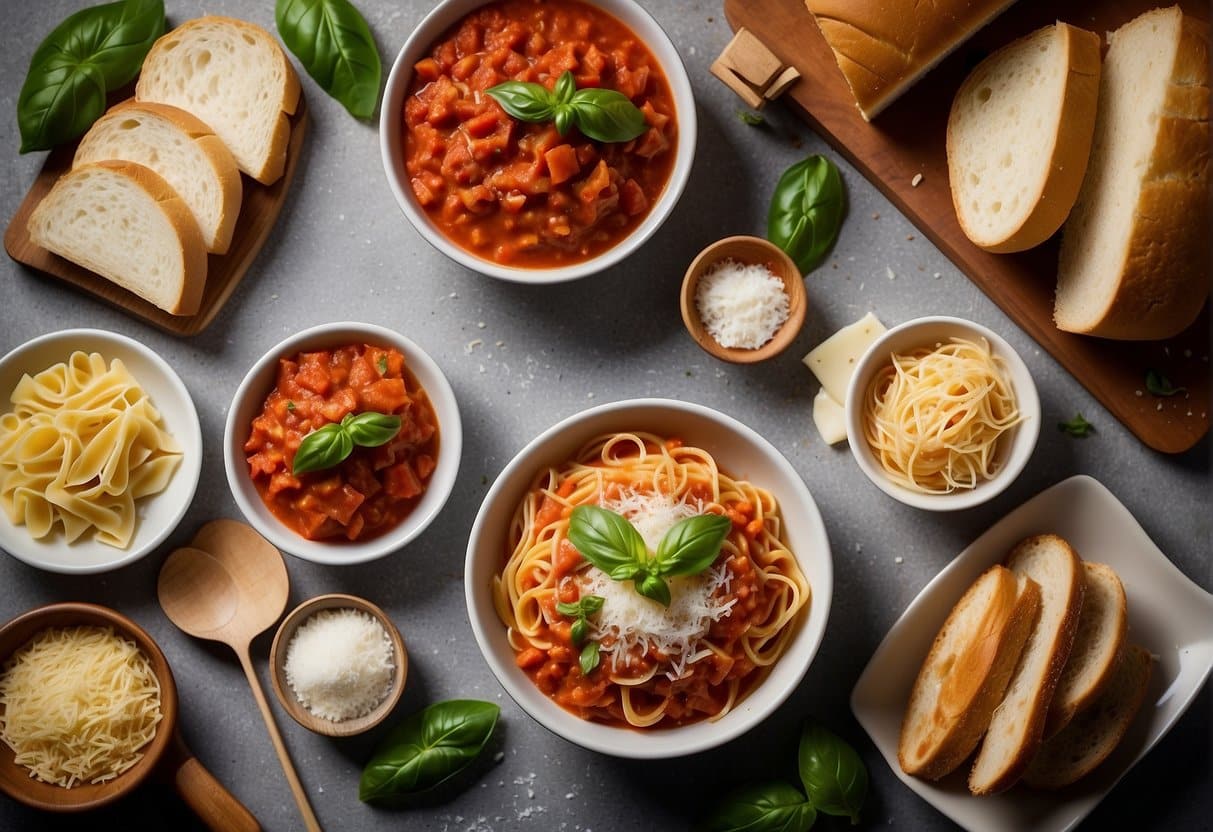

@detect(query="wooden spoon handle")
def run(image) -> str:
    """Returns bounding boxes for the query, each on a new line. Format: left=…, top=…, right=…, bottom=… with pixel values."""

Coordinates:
left=236, top=646, right=323, bottom=832
left=169, top=734, right=262, bottom=832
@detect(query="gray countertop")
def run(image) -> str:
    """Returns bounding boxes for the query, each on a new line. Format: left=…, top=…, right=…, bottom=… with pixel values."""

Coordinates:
left=1, top=1, right=1209, bottom=830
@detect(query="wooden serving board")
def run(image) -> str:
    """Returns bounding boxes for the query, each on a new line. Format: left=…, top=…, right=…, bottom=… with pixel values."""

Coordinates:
left=724, top=0, right=1210, bottom=454
left=4, top=93, right=308, bottom=337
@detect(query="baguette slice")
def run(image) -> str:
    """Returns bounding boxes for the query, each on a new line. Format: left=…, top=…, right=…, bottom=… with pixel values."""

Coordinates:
left=899, top=566, right=1042, bottom=780
left=1044, top=562, right=1128, bottom=739
left=1023, top=644, right=1153, bottom=789
left=136, top=16, right=301, bottom=185
left=74, top=100, right=242, bottom=254
left=27, top=161, right=207, bottom=316
left=1055, top=7, right=1211, bottom=339
left=969, top=534, right=1084, bottom=795
left=947, top=22, right=1101, bottom=253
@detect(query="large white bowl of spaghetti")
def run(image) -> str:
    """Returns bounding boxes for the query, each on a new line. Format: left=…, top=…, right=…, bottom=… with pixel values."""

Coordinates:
left=465, top=398, right=832, bottom=758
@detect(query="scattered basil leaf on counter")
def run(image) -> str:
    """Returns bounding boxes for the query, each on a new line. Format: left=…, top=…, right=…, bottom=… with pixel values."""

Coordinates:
left=1145, top=369, right=1185, bottom=397
left=487, top=70, right=647, bottom=143
left=579, top=641, right=601, bottom=675
left=701, top=782, right=816, bottom=832
left=738, top=110, right=767, bottom=127
left=359, top=700, right=499, bottom=804
left=276, top=0, right=381, bottom=119
left=292, top=410, right=400, bottom=474
left=655, top=514, right=733, bottom=577
left=797, top=719, right=868, bottom=825
left=767, top=154, right=844, bottom=274
left=18, top=0, right=165, bottom=153
left=1058, top=413, right=1094, bottom=438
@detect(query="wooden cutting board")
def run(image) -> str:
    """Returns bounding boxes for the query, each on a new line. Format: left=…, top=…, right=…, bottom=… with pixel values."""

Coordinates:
left=4, top=93, right=308, bottom=337
left=724, top=0, right=1210, bottom=454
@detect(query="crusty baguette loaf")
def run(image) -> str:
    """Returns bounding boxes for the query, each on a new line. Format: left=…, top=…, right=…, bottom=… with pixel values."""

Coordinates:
left=27, top=161, right=207, bottom=316
left=804, top=0, right=1019, bottom=121
left=1023, top=644, right=1153, bottom=789
left=1043, top=562, right=1127, bottom=739
left=73, top=100, right=242, bottom=254
left=969, top=534, right=1083, bottom=795
left=136, top=16, right=300, bottom=185
left=899, top=566, right=1042, bottom=780
left=947, top=22, right=1101, bottom=253
left=1055, top=6, right=1210, bottom=340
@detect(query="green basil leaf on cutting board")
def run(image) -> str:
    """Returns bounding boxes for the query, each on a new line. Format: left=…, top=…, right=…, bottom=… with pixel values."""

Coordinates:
left=18, top=0, right=165, bottom=153
left=700, top=781, right=817, bottom=832
left=276, top=0, right=382, bottom=119
left=767, top=155, right=845, bottom=274
left=359, top=700, right=500, bottom=803
left=797, top=719, right=868, bottom=825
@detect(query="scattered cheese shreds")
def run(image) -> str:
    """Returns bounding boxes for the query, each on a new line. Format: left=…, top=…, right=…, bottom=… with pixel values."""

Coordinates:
left=285, top=608, right=395, bottom=722
left=694, top=259, right=790, bottom=349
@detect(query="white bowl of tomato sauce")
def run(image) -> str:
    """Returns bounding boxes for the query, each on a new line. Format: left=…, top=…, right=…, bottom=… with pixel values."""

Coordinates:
left=381, top=0, right=696, bottom=283
left=464, top=399, right=833, bottom=757
left=224, top=323, right=462, bottom=565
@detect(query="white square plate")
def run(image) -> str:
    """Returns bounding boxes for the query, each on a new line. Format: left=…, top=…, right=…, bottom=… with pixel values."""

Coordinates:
left=851, top=475, right=1213, bottom=832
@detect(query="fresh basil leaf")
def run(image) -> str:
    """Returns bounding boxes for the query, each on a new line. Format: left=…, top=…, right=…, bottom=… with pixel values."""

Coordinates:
left=343, top=411, right=401, bottom=447
left=570, top=617, right=588, bottom=646
left=359, top=700, right=499, bottom=804
left=1058, top=413, right=1094, bottom=438
left=555, top=600, right=581, bottom=618
left=797, top=720, right=867, bottom=825
left=18, top=0, right=165, bottom=153
left=569, top=87, right=647, bottom=143
left=579, top=594, right=604, bottom=615
left=579, top=641, right=600, bottom=675
left=636, top=572, right=672, bottom=607
left=292, top=422, right=353, bottom=474
left=608, top=562, right=642, bottom=581
left=1145, top=369, right=1185, bottom=397
left=486, top=80, right=556, bottom=122
left=700, top=781, right=816, bottom=832
left=553, top=70, right=576, bottom=105
left=655, top=513, right=732, bottom=577
left=767, top=155, right=844, bottom=274
left=568, top=505, right=648, bottom=575
left=276, top=0, right=381, bottom=119
left=554, top=104, right=575, bottom=136
left=737, top=110, right=767, bottom=127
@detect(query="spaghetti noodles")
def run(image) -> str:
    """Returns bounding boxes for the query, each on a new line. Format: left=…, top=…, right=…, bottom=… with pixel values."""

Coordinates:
left=493, top=432, right=809, bottom=728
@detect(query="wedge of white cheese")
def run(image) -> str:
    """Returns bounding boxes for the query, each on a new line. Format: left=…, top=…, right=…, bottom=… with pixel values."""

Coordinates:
left=803, top=312, right=887, bottom=445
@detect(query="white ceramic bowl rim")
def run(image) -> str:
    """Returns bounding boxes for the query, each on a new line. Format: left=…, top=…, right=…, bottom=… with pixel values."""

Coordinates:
left=844, top=315, right=1041, bottom=512
left=464, top=397, right=833, bottom=758
left=223, top=322, right=462, bottom=566
left=379, top=0, right=698, bottom=284
left=0, top=329, right=202, bottom=574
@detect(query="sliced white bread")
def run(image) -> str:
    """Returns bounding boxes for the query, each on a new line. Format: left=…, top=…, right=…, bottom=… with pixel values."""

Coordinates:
left=899, top=566, right=1042, bottom=780
left=73, top=100, right=242, bottom=254
left=947, top=22, right=1101, bottom=253
left=1023, top=643, right=1153, bottom=789
left=1043, top=562, right=1128, bottom=739
left=1055, top=7, right=1210, bottom=340
left=136, top=16, right=301, bottom=185
left=27, top=161, right=207, bottom=316
left=969, top=534, right=1084, bottom=795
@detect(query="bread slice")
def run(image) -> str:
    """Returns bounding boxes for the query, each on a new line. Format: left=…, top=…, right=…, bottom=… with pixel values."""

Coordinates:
left=1043, top=562, right=1128, bottom=739
left=947, top=22, right=1101, bottom=253
left=73, top=100, right=242, bottom=254
left=136, top=16, right=301, bottom=185
left=1055, top=7, right=1210, bottom=339
left=899, top=566, right=1042, bottom=780
left=969, top=534, right=1083, bottom=795
left=27, top=161, right=207, bottom=315
left=1023, top=644, right=1153, bottom=789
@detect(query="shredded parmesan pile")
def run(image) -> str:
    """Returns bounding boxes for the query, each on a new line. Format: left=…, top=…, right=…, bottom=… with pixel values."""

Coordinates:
left=0, top=626, right=162, bottom=788
left=694, top=259, right=790, bottom=349
left=284, top=608, right=395, bottom=722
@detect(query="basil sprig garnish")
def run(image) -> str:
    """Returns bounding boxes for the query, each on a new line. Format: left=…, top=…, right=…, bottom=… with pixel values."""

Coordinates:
left=359, top=700, right=499, bottom=805
left=292, top=411, right=401, bottom=475
left=1058, top=412, right=1094, bottom=438
left=1145, top=369, right=1185, bottom=397
left=767, top=155, right=845, bottom=274
left=567, top=506, right=731, bottom=607
left=276, top=0, right=381, bottom=119
left=556, top=595, right=605, bottom=674
left=486, top=70, right=646, bottom=143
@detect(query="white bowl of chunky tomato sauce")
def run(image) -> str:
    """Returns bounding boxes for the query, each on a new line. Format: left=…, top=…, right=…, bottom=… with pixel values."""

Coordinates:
left=381, top=0, right=696, bottom=283
left=223, top=322, right=462, bottom=565
left=464, top=399, right=833, bottom=758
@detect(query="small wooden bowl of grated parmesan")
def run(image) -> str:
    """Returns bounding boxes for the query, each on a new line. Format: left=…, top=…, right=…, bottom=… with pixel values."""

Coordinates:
left=270, top=594, right=407, bottom=737
left=680, top=236, right=807, bottom=363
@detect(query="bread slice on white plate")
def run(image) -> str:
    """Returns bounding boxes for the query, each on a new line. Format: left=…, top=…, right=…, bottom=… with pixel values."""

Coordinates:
left=899, top=565, right=1042, bottom=780
left=27, top=161, right=207, bottom=316
left=1055, top=6, right=1210, bottom=340
left=136, top=16, right=301, bottom=185
left=1043, top=562, right=1127, bottom=739
left=969, top=534, right=1084, bottom=795
left=947, top=22, right=1101, bottom=253
left=1023, top=643, right=1153, bottom=789
left=73, top=100, right=242, bottom=254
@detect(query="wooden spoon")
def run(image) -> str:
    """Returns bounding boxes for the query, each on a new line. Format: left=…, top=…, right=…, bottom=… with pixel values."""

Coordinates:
left=157, top=520, right=322, bottom=832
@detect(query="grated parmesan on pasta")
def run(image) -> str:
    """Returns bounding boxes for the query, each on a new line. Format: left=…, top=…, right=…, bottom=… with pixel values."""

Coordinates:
left=694, top=259, right=790, bottom=349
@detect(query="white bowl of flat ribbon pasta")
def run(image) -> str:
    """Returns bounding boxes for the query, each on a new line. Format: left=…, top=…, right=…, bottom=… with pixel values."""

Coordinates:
left=464, top=398, right=832, bottom=758
left=844, top=316, right=1040, bottom=512
left=0, top=330, right=201, bottom=573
